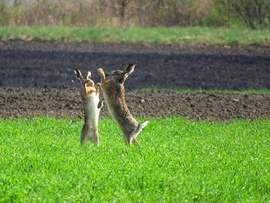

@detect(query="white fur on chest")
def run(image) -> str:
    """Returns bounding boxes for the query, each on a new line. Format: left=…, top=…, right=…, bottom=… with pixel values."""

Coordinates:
left=85, top=93, right=100, bottom=125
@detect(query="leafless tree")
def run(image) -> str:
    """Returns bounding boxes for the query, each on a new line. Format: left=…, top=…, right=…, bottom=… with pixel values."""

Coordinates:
left=220, top=0, right=270, bottom=29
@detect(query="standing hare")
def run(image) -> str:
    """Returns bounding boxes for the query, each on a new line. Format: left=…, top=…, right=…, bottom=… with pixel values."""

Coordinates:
left=74, top=69, right=103, bottom=146
left=97, top=64, right=148, bottom=146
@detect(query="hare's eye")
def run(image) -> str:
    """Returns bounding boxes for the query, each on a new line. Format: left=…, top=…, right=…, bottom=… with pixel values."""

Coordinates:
left=84, top=80, right=94, bottom=87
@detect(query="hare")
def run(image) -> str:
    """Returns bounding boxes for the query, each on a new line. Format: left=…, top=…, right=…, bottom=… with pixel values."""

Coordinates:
left=74, top=69, right=103, bottom=146
left=97, top=64, right=148, bottom=146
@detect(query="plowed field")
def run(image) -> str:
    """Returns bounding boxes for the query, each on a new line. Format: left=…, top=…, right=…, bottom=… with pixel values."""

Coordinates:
left=1, top=40, right=270, bottom=121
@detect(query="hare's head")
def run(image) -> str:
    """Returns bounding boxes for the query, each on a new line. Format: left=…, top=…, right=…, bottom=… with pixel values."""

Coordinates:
left=111, top=64, right=136, bottom=84
left=74, top=69, right=95, bottom=87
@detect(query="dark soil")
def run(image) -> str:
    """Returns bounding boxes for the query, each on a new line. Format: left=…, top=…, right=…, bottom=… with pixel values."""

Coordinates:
left=1, top=40, right=270, bottom=121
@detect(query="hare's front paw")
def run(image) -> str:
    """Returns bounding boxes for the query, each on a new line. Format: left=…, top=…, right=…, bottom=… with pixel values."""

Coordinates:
left=97, top=68, right=104, bottom=76
left=97, top=99, right=104, bottom=109
left=96, top=83, right=101, bottom=88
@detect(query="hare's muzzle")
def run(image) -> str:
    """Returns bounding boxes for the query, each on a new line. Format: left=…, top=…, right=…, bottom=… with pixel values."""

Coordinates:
left=87, top=86, right=96, bottom=94
left=85, top=80, right=94, bottom=87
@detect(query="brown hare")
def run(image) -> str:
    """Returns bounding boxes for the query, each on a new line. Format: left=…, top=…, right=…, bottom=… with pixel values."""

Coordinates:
left=74, top=69, right=103, bottom=146
left=97, top=64, right=148, bottom=146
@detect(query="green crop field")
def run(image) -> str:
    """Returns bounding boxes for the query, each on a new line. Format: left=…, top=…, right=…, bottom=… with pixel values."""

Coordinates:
left=1, top=117, right=269, bottom=202
left=1, top=26, right=270, bottom=46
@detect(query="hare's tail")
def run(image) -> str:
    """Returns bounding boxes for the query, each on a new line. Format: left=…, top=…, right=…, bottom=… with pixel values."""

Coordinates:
left=138, top=121, right=148, bottom=131
left=129, top=121, right=148, bottom=146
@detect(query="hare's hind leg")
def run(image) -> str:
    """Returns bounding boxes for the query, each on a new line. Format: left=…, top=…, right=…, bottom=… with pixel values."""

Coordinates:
left=132, top=138, right=140, bottom=146
left=80, top=125, right=89, bottom=145
left=130, top=133, right=141, bottom=146
left=124, top=133, right=140, bottom=147
left=89, top=128, right=99, bottom=146
left=129, top=121, right=148, bottom=146
left=123, top=135, right=132, bottom=146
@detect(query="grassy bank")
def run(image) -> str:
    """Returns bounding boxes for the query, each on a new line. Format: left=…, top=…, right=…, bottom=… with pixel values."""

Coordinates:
left=1, top=117, right=269, bottom=202
left=0, top=26, right=270, bottom=46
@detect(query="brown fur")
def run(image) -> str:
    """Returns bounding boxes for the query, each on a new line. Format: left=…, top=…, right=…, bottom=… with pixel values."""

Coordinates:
left=98, top=64, right=148, bottom=146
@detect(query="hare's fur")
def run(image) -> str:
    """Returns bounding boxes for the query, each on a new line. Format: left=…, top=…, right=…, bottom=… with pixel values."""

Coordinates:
left=74, top=69, right=102, bottom=146
left=97, top=64, right=148, bottom=146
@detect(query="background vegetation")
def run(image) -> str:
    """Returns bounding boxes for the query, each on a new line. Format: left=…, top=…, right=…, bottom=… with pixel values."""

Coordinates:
left=1, top=26, right=270, bottom=46
left=0, top=0, right=269, bottom=29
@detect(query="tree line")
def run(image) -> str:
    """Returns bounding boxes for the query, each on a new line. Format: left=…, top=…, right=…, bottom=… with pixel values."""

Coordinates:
left=0, top=0, right=269, bottom=29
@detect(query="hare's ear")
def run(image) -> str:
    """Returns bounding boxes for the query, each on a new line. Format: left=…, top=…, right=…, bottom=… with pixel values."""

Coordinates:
left=125, top=64, right=136, bottom=72
left=74, top=69, right=84, bottom=80
left=86, top=71, right=91, bottom=79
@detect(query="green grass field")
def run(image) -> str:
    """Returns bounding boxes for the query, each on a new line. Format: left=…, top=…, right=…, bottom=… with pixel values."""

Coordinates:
left=1, top=26, right=270, bottom=46
left=1, top=117, right=269, bottom=202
